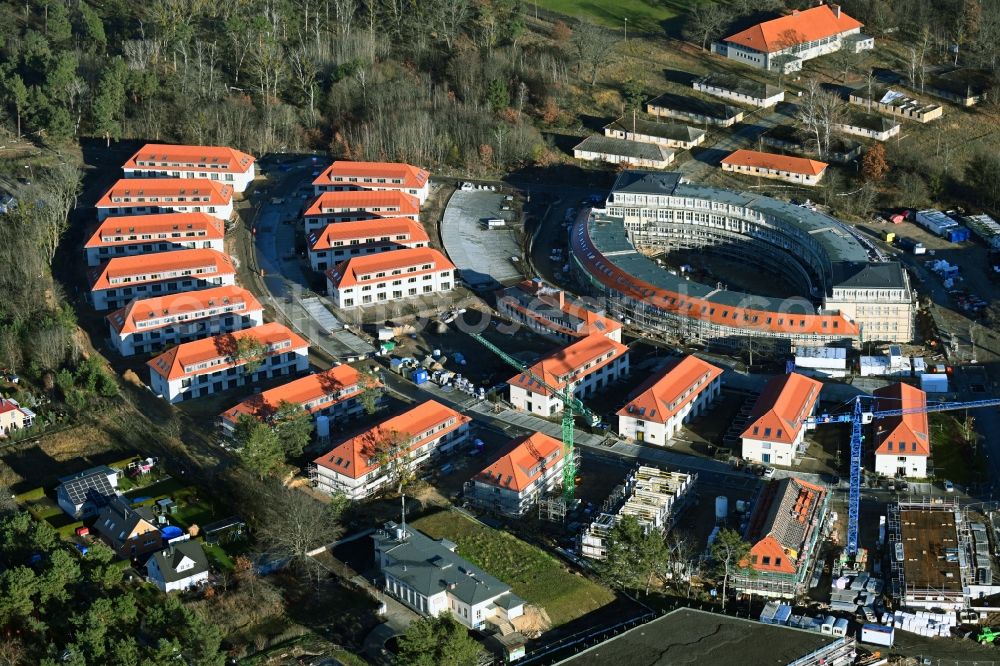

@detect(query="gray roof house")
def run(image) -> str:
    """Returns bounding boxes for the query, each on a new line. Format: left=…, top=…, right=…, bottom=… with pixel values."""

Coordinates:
left=93, top=496, right=163, bottom=560
left=56, top=465, right=120, bottom=519
left=146, top=539, right=210, bottom=592
left=373, top=522, right=525, bottom=630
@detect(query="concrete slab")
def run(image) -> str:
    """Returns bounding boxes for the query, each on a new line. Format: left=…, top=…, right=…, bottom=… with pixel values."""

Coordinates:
left=441, top=190, right=523, bottom=289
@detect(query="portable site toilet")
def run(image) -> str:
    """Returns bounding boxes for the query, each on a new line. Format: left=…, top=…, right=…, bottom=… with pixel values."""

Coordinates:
left=833, top=618, right=850, bottom=637
left=821, top=616, right=836, bottom=635
left=773, top=604, right=793, bottom=626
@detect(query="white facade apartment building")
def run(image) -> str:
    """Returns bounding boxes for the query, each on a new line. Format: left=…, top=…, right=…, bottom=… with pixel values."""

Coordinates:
left=84, top=212, right=225, bottom=267
left=219, top=365, right=377, bottom=439
left=508, top=333, right=629, bottom=417
left=107, top=285, right=263, bottom=356
left=95, top=179, right=234, bottom=222
left=741, top=373, right=822, bottom=467
left=123, top=144, right=256, bottom=193
left=147, top=323, right=309, bottom=403
left=89, top=249, right=237, bottom=311
left=721, top=150, right=828, bottom=186
left=325, top=248, right=455, bottom=309
left=465, top=432, right=567, bottom=517
left=497, top=280, right=622, bottom=344
left=313, top=400, right=471, bottom=500
left=617, top=355, right=723, bottom=445
left=308, top=218, right=430, bottom=272
left=873, top=383, right=930, bottom=479
left=312, top=161, right=431, bottom=203
left=303, top=191, right=421, bottom=234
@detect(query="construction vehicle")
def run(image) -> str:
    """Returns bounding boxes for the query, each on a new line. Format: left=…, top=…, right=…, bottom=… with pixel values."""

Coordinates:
left=977, top=627, right=1000, bottom=644
left=810, top=395, right=1000, bottom=558
left=471, top=333, right=600, bottom=502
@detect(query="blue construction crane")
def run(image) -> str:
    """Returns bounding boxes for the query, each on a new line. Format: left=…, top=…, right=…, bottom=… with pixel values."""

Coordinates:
left=810, top=395, right=1000, bottom=557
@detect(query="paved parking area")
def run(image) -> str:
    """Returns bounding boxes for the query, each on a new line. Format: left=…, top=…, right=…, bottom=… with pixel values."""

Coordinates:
left=440, top=190, right=523, bottom=290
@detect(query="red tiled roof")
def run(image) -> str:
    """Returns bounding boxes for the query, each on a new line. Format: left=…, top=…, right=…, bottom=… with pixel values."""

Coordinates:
left=744, top=477, right=827, bottom=575
left=95, top=178, right=233, bottom=208
left=874, top=382, right=929, bottom=457
left=107, top=286, right=261, bottom=335
left=325, top=248, right=454, bottom=289
left=89, top=249, right=235, bottom=291
left=724, top=4, right=863, bottom=54
left=741, top=373, right=822, bottom=444
left=571, top=221, right=859, bottom=338
left=617, top=355, right=722, bottom=424
left=313, top=400, right=470, bottom=479
left=474, top=432, right=564, bottom=492
left=124, top=144, right=255, bottom=174
left=221, top=365, right=371, bottom=425
left=309, top=218, right=429, bottom=251
left=147, top=322, right=307, bottom=381
left=722, top=149, right=828, bottom=176
left=499, top=280, right=622, bottom=339
left=304, top=191, right=420, bottom=217
left=85, top=212, right=224, bottom=249
left=508, top=334, right=628, bottom=397
left=312, top=161, right=429, bottom=190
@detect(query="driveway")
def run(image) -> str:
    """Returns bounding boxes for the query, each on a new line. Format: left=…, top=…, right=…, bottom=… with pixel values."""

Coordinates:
left=679, top=104, right=797, bottom=181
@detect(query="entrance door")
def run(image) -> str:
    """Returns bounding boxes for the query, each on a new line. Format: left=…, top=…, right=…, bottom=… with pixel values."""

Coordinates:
left=636, top=431, right=644, bottom=442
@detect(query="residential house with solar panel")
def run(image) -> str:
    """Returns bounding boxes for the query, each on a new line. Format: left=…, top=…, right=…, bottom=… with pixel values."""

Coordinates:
left=93, top=496, right=164, bottom=560
left=372, top=521, right=525, bottom=630
left=464, top=432, right=568, bottom=516
left=617, top=355, right=722, bottom=445
left=741, top=373, right=822, bottom=467
left=56, top=466, right=121, bottom=519
left=734, top=477, right=829, bottom=598
left=146, top=540, right=211, bottom=592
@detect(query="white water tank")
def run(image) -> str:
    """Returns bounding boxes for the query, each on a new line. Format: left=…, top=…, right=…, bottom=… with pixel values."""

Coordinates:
left=315, top=415, right=330, bottom=439
left=715, top=496, right=728, bottom=524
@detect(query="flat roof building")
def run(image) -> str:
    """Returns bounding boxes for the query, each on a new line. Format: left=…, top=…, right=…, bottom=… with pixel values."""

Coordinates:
left=303, top=191, right=420, bottom=234
left=123, top=143, right=256, bottom=192
left=325, top=247, right=455, bottom=309
left=88, top=248, right=237, bottom=311
left=107, top=285, right=263, bottom=356
left=84, top=212, right=225, bottom=267
left=95, top=178, right=234, bottom=221
left=887, top=499, right=966, bottom=610
left=617, top=355, right=723, bottom=446
left=312, top=161, right=430, bottom=203
left=308, top=217, right=430, bottom=272
left=147, top=322, right=309, bottom=403
left=313, top=400, right=471, bottom=499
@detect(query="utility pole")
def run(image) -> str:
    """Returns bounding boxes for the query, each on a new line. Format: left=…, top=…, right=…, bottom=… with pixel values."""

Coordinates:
left=624, top=17, right=628, bottom=43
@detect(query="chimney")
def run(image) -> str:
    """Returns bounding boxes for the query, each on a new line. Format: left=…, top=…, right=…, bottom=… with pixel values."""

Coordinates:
left=557, top=290, right=565, bottom=309
left=831, top=3, right=841, bottom=17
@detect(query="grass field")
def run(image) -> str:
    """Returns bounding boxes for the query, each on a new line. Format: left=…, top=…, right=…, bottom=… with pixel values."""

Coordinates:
left=412, top=510, right=615, bottom=627
left=929, top=412, right=986, bottom=486
left=533, top=0, right=693, bottom=32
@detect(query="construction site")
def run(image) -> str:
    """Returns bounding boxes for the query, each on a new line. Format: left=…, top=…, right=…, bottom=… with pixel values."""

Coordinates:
left=578, top=466, right=695, bottom=560
left=887, top=498, right=968, bottom=611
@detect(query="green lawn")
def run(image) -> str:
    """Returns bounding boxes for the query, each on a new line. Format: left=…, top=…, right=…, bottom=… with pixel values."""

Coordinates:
left=412, top=510, right=615, bottom=627
left=930, top=412, right=987, bottom=487
left=532, top=0, right=696, bottom=32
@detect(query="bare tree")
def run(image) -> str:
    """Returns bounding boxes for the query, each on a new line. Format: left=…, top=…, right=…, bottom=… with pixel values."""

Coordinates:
left=796, top=81, right=844, bottom=159
left=290, top=47, right=318, bottom=116
left=572, top=22, right=618, bottom=87
left=685, top=3, right=732, bottom=51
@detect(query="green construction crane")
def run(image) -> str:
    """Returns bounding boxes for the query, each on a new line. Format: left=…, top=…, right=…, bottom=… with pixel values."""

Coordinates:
left=978, top=627, right=1000, bottom=644
left=471, top=333, right=600, bottom=502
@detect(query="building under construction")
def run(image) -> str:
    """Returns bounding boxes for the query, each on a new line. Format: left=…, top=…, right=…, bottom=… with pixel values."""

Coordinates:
left=887, top=498, right=969, bottom=610
left=579, top=466, right=695, bottom=560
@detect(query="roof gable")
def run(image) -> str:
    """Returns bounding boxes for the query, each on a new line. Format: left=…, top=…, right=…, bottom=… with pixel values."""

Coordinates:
left=741, top=373, right=821, bottom=444
left=475, top=432, right=564, bottom=492
left=873, top=382, right=929, bottom=456
left=617, top=355, right=722, bottom=423
left=508, top=334, right=628, bottom=396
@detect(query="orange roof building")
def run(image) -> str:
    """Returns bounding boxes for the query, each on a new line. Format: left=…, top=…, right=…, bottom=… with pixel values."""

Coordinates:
left=95, top=178, right=235, bottom=221
left=467, top=433, right=565, bottom=516
left=107, top=285, right=263, bottom=357
left=219, top=365, right=378, bottom=436
left=307, top=218, right=430, bottom=272
left=84, top=212, right=225, bottom=267
left=88, top=248, right=237, bottom=311
left=508, top=333, right=630, bottom=416
left=717, top=4, right=870, bottom=73
left=147, top=322, right=309, bottom=403
left=313, top=400, right=471, bottom=500
left=873, top=383, right=930, bottom=479
left=738, top=477, right=829, bottom=598
left=497, top=280, right=622, bottom=344
left=303, top=191, right=421, bottom=233
left=312, top=161, right=431, bottom=203
left=741, top=373, right=822, bottom=467
left=123, top=143, right=256, bottom=192
left=721, top=149, right=828, bottom=185
left=617, top=355, right=723, bottom=445
left=325, top=248, right=456, bottom=309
